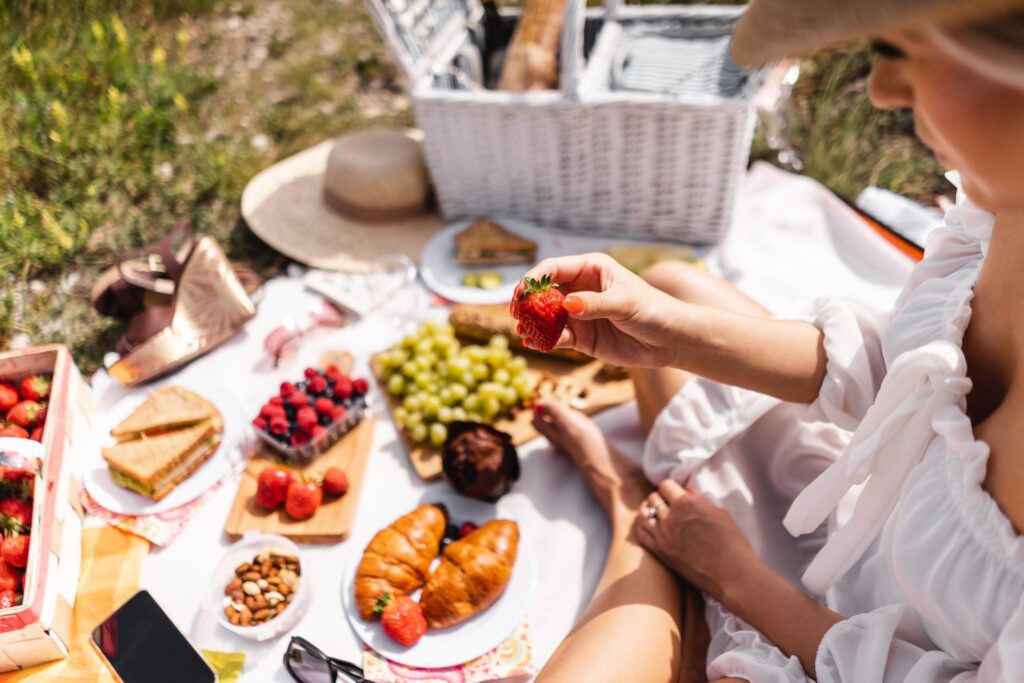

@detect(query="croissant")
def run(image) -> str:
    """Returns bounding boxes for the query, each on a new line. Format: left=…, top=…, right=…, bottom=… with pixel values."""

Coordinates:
left=420, top=519, right=519, bottom=628
left=354, top=504, right=447, bottom=620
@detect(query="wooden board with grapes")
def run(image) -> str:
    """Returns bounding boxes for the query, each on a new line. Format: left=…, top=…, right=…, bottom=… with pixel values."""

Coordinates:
left=372, top=321, right=634, bottom=480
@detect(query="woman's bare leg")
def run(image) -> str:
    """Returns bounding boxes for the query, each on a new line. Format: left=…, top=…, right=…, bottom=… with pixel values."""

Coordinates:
left=533, top=400, right=707, bottom=683
left=631, top=262, right=771, bottom=434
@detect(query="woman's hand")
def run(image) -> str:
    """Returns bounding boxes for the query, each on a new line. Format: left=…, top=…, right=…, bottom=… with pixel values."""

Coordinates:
left=511, top=253, right=686, bottom=368
left=634, top=480, right=761, bottom=604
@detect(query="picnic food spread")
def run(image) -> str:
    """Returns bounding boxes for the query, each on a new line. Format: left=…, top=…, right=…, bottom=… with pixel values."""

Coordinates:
left=102, top=386, right=224, bottom=500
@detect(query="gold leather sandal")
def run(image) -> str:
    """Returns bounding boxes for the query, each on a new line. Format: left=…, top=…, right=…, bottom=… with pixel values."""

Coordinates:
left=108, top=236, right=256, bottom=386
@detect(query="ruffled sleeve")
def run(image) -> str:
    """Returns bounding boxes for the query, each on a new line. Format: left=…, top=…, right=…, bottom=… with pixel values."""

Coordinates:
left=803, top=297, right=889, bottom=431
left=815, top=595, right=1024, bottom=682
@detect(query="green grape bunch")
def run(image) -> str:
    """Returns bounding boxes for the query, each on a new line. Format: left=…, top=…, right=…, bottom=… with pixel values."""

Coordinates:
left=378, top=321, right=536, bottom=446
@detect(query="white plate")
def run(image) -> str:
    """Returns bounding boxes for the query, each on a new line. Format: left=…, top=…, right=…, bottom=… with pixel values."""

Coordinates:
left=342, top=499, right=535, bottom=669
left=83, top=384, right=243, bottom=515
left=419, top=219, right=553, bottom=305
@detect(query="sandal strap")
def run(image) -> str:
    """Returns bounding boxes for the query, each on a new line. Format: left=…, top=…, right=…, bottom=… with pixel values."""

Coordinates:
left=116, top=218, right=195, bottom=290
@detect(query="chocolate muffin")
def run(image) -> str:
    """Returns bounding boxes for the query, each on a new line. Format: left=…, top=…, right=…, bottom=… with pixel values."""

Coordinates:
left=441, top=422, right=520, bottom=501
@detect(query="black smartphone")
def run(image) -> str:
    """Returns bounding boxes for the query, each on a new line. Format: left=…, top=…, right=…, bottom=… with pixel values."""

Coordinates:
left=91, top=590, right=217, bottom=683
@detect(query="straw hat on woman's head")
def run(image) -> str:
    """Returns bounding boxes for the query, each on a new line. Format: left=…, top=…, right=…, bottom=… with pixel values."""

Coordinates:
left=731, top=0, right=1024, bottom=71
left=242, top=127, right=443, bottom=271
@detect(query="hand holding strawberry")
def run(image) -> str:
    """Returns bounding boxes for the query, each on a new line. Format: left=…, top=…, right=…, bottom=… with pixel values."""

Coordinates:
left=511, top=274, right=568, bottom=353
left=376, top=593, right=427, bottom=646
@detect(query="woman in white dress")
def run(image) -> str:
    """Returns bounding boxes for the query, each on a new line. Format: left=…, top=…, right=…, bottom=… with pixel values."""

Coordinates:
left=521, top=1, right=1024, bottom=681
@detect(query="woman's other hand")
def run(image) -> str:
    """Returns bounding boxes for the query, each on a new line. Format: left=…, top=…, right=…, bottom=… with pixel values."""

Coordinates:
left=634, top=479, right=760, bottom=605
left=511, top=253, right=686, bottom=368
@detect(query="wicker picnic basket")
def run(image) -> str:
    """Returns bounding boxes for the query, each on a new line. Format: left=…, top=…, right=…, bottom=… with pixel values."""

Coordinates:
left=364, top=0, right=759, bottom=244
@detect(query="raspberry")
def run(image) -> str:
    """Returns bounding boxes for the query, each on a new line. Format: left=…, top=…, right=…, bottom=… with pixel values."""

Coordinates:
left=308, top=375, right=328, bottom=395
left=287, top=392, right=310, bottom=408
left=252, top=417, right=268, bottom=430
left=269, top=395, right=285, bottom=406
left=269, top=418, right=289, bottom=435
left=310, top=425, right=327, bottom=441
left=289, top=431, right=311, bottom=447
left=296, top=407, right=318, bottom=432
left=334, top=378, right=353, bottom=400
left=303, top=367, right=318, bottom=379
left=279, top=381, right=297, bottom=396
left=314, top=397, right=335, bottom=415
left=330, top=405, right=348, bottom=421
left=353, top=378, right=369, bottom=394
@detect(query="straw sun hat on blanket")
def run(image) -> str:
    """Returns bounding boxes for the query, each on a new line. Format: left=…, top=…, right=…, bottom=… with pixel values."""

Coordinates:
left=242, top=127, right=443, bottom=271
left=731, top=0, right=1024, bottom=68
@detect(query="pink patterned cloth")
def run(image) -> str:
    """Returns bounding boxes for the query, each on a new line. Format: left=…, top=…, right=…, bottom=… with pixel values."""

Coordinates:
left=81, top=481, right=224, bottom=547
left=363, top=619, right=534, bottom=683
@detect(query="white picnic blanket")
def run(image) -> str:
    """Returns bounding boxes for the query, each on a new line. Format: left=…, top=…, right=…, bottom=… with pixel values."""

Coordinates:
left=85, top=162, right=915, bottom=681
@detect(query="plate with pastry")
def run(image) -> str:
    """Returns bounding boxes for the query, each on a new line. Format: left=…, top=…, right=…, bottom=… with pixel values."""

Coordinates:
left=419, top=218, right=549, bottom=305
left=342, top=500, right=535, bottom=668
left=84, top=384, right=243, bottom=515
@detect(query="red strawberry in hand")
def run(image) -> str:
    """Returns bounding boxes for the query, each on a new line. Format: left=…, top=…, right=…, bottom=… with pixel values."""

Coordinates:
left=18, top=376, right=50, bottom=402
left=0, top=590, right=20, bottom=609
left=0, top=383, right=18, bottom=412
left=512, top=274, right=568, bottom=353
left=284, top=479, right=322, bottom=520
left=7, top=401, right=43, bottom=429
left=1, top=535, right=29, bottom=569
left=0, top=425, right=28, bottom=439
left=0, top=563, right=22, bottom=593
left=255, top=466, right=293, bottom=510
left=376, top=593, right=427, bottom=646
left=322, top=467, right=349, bottom=496
left=0, top=498, right=31, bottom=531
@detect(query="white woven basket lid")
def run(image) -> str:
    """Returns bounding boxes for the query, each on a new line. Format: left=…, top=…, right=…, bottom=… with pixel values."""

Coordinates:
left=363, top=0, right=482, bottom=83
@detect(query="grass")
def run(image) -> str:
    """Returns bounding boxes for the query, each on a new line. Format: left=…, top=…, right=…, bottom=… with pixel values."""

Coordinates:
left=1, top=0, right=949, bottom=374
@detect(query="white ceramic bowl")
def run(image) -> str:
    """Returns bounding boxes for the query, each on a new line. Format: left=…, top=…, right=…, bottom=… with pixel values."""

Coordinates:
left=209, top=532, right=310, bottom=641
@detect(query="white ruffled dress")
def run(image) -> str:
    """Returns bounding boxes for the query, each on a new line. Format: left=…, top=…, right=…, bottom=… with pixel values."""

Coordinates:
left=642, top=176, right=1024, bottom=681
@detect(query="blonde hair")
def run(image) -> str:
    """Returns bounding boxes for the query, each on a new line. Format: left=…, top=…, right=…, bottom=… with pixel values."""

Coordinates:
left=930, top=11, right=1024, bottom=87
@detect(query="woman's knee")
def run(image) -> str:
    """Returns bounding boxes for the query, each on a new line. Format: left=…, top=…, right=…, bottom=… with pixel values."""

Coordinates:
left=641, top=260, right=709, bottom=303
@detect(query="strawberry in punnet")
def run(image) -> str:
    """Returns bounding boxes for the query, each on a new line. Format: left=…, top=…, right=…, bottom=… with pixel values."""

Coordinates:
left=255, top=466, right=293, bottom=510
left=0, top=425, right=28, bottom=439
left=0, top=498, right=31, bottom=530
left=18, top=375, right=50, bottom=402
left=284, top=479, right=322, bottom=520
left=0, top=383, right=17, bottom=413
left=0, top=590, right=19, bottom=609
left=1, top=535, right=29, bottom=569
left=322, top=467, right=349, bottom=496
left=0, top=563, right=22, bottom=592
left=376, top=593, right=427, bottom=646
left=512, top=274, right=568, bottom=353
left=6, top=401, right=43, bottom=429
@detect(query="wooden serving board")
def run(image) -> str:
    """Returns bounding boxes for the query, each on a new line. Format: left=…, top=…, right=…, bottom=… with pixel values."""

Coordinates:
left=224, top=416, right=376, bottom=543
left=371, top=352, right=633, bottom=480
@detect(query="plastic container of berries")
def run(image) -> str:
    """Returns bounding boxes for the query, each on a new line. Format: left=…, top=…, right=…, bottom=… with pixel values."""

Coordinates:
left=252, top=367, right=372, bottom=466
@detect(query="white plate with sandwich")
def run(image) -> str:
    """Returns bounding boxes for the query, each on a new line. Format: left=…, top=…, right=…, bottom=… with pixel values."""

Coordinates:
left=419, top=218, right=551, bottom=305
left=84, top=384, right=242, bottom=515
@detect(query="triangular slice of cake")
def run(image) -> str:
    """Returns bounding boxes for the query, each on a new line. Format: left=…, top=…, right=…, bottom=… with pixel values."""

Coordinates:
left=454, top=218, right=537, bottom=265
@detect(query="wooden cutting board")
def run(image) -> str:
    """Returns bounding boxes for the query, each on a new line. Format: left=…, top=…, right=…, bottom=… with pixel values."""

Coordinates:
left=371, top=353, right=633, bottom=480
left=223, top=416, right=376, bottom=543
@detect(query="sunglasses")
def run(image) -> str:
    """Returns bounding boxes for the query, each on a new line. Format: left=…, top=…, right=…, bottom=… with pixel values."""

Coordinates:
left=283, top=636, right=365, bottom=683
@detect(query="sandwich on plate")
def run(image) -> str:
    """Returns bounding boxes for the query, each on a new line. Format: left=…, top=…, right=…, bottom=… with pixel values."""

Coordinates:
left=454, top=218, right=537, bottom=266
left=102, top=386, right=223, bottom=500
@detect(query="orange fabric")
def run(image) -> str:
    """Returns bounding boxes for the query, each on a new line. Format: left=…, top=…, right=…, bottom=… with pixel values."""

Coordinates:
left=3, top=526, right=149, bottom=682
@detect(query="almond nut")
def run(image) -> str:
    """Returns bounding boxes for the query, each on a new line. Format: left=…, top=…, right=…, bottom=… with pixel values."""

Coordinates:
left=240, top=608, right=253, bottom=626
left=252, top=595, right=268, bottom=610
left=229, top=588, right=244, bottom=601
left=242, top=571, right=261, bottom=582
left=244, top=596, right=256, bottom=609
left=253, top=608, right=274, bottom=621
left=278, top=584, right=291, bottom=596
left=275, top=602, right=286, bottom=614
left=229, top=610, right=241, bottom=625
left=235, top=562, right=251, bottom=575
left=226, top=578, right=242, bottom=592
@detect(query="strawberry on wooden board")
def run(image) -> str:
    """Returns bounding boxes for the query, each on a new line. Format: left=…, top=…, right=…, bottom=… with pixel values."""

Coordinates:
left=322, top=467, right=349, bottom=497
left=375, top=593, right=427, bottom=647
left=284, top=479, right=322, bottom=520
left=1, top=535, right=29, bottom=569
left=6, top=401, right=43, bottom=429
left=254, top=466, right=293, bottom=510
left=0, top=383, right=17, bottom=413
left=512, top=274, right=568, bottom=353
left=18, top=376, right=50, bottom=402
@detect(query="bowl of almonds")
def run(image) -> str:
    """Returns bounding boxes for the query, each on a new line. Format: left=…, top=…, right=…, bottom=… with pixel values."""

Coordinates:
left=211, top=532, right=309, bottom=641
